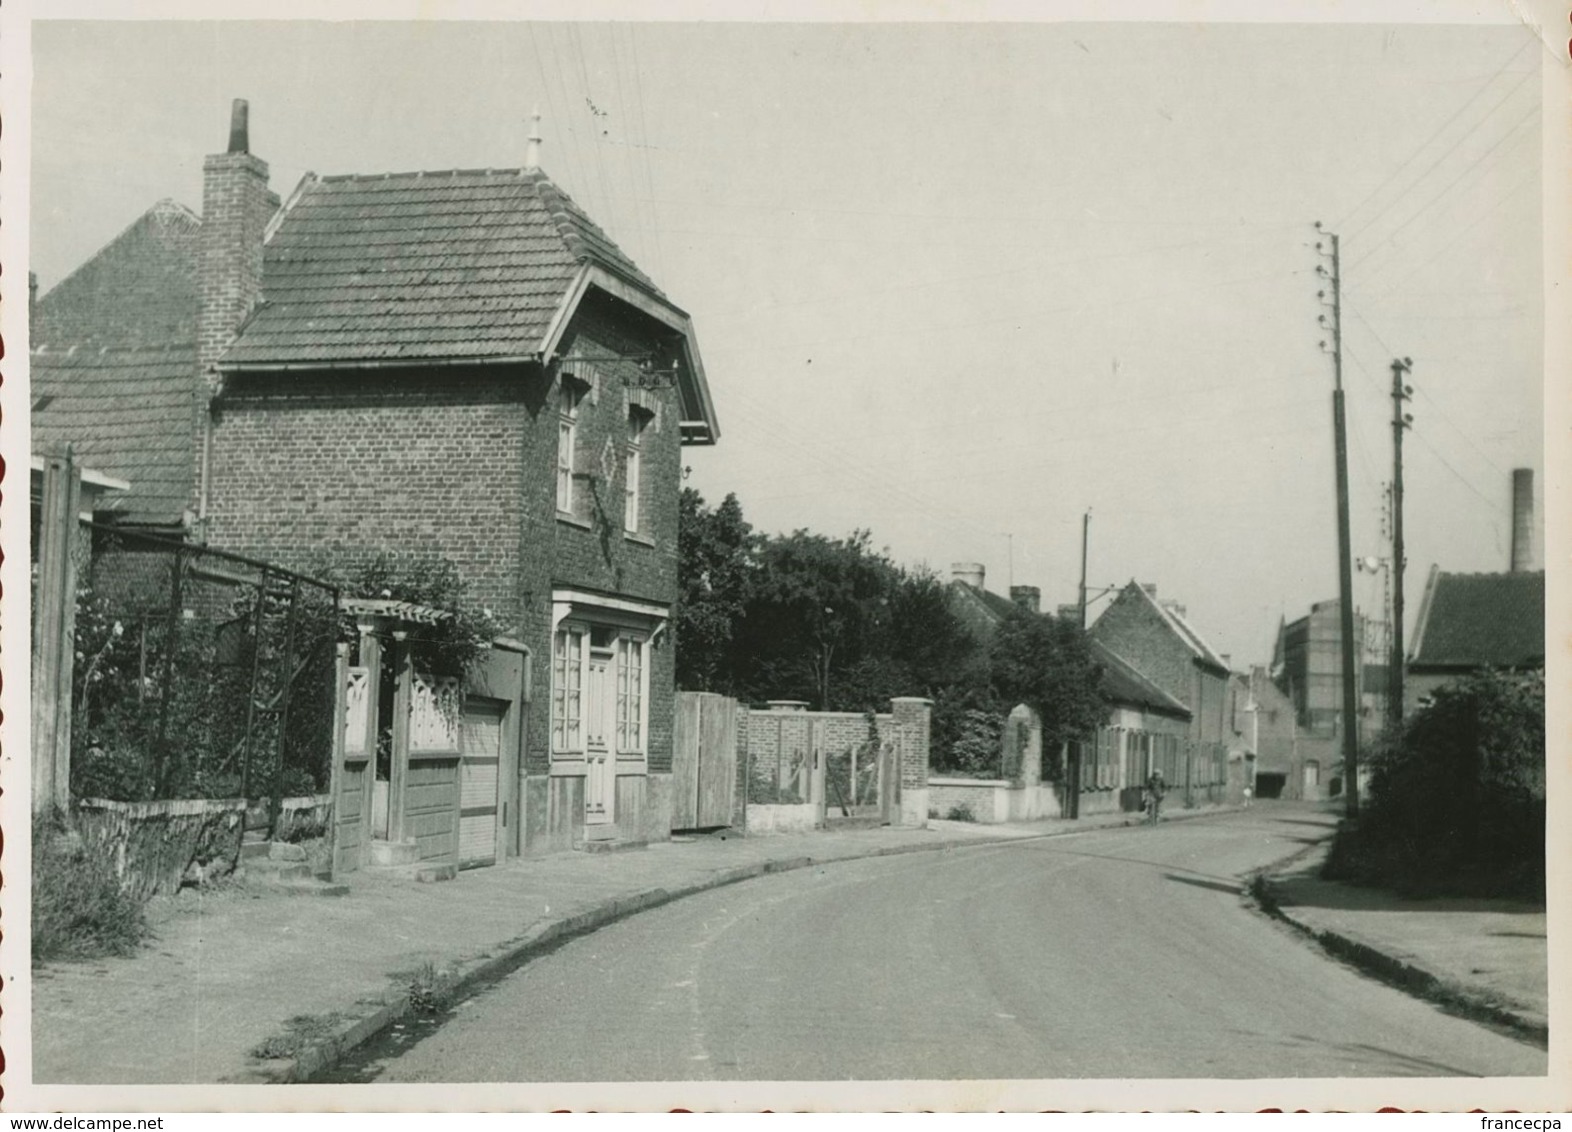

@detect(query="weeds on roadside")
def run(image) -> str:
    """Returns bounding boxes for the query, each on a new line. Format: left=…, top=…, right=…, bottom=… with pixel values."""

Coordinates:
left=32, top=811, right=149, bottom=965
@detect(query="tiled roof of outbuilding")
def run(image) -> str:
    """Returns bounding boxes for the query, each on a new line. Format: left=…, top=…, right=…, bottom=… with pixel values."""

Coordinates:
left=1409, top=570, right=1545, bottom=670
left=31, top=343, right=195, bottom=523
left=223, top=168, right=664, bottom=368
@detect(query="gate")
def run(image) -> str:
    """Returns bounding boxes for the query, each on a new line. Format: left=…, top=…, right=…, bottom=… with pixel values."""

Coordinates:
left=672, top=692, right=739, bottom=830
left=818, top=733, right=897, bottom=826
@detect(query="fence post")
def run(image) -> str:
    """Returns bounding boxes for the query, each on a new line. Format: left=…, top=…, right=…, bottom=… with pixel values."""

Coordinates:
left=889, top=697, right=932, bottom=828
left=152, top=544, right=186, bottom=797
left=32, top=450, right=83, bottom=814
left=239, top=574, right=270, bottom=800
left=326, top=642, right=350, bottom=881
left=267, top=577, right=303, bottom=838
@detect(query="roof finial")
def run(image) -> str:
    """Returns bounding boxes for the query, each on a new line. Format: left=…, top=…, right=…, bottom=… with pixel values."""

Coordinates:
left=525, top=105, right=543, bottom=169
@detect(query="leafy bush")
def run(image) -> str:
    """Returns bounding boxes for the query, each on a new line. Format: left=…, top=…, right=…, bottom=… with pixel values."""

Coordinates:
left=944, top=802, right=977, bottom=823
left=1324, top=669, right=1544, bottom=900
left=933, top=704, right=1006, bottom=777
left=32, top=811, right=150, bottom=965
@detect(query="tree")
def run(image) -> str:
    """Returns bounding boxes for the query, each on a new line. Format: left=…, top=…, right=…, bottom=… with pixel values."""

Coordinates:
left=675, top=488, right=756, bottom=693
left=736, top=529, right=897, bottom=709
left=989, top=609, right=1106, bottom=754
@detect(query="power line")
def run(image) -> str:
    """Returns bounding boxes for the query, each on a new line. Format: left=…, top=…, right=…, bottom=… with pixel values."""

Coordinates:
left=1342, top=301, right=1512, bottom=485
left=1336, top=41, right=1535, bottom=238
left=1353, top=163, right=1538, bottom=297
left=1344, top=102, right=1539, bottom=277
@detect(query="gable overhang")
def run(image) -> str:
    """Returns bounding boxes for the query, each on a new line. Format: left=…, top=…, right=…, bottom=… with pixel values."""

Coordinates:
left=540, top=264, right=720, bottom=446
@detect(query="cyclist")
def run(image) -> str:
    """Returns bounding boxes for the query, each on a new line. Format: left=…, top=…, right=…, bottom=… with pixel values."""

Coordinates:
left=1145, top=768, right=1167, bottom=824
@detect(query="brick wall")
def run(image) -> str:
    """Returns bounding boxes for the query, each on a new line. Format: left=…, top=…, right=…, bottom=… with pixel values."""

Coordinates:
left=206, top=368, right=528, bottom=624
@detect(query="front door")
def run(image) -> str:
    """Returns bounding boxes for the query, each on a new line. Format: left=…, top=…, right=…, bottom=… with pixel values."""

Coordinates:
left=584, top=650, right=616, bottom=826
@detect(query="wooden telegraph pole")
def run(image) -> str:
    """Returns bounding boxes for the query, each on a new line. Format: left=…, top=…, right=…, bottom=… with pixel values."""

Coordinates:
left=1390, top=357, right=1413, bottom=732
left=1315, top=223, right=1361, bottom=818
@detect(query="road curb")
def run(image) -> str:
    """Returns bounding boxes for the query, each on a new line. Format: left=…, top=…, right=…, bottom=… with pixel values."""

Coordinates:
left=1247, top=870, right=1549, bottom=1048
left=251, top=806, right=1244, bottom=1083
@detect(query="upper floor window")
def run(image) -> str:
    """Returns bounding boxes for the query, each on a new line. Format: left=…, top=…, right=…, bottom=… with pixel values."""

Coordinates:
left=624, top=410, right=649, bottom=535
left=556, top=382, right=582, bottom=515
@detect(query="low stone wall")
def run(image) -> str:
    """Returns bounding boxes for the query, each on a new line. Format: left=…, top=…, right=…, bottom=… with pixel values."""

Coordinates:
left=928, top=777, right=1064, bottom=824
left=744, top=803, right=819, bottom=835
left=77, top=793, right=333, bottom=900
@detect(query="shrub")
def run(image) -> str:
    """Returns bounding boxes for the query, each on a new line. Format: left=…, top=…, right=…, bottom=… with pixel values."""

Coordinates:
left=934, top=706, right=1006, bottom=777
left=1325, top=669, right=1544, bottom=900
left=32, top=811, right=150, bottom=965
left=747, top=762, right=805, bottom=805
left=944, top=802, right=977, bottom=823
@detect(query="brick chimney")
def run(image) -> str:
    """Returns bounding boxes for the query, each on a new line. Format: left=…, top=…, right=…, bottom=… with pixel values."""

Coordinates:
left=1009, top=585, right=1040, bottom=614
left=1510, top=468, right=1535, bottom=572
left=951, top=562, right=986, bottom=591
left=195, top=99, right=277, bottom=517
left=198, top=99, right=274, bottom=386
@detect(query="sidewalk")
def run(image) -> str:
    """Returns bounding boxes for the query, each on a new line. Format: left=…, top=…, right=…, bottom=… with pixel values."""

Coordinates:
left=32, top=804, right=1179, bottom=1085
left=1253, top=839, right=1549, bottom=1043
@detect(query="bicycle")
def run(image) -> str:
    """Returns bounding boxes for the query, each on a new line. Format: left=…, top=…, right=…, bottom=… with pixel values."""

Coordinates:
left=1143, top=787, right=1163, bottom=825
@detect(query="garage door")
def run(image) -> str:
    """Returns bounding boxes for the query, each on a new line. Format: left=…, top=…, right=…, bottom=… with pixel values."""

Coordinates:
left=459, top=698, right=506, bottom=868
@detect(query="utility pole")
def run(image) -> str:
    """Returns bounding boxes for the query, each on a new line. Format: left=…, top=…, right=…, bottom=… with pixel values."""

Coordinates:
left=1079, top=509, right=1091, bottom=630
left=1390, top=357, right=1413, bottom=732
left=1315, top=222, right=1361, bottom=818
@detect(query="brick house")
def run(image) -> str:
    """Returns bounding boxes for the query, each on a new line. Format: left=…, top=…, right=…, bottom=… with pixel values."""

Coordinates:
left=33, top=100, right=721, bottom=862
left=1087, top=581, right=1231, bottom=748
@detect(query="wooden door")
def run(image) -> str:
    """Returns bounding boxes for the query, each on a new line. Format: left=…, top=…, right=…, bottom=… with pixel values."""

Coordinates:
left=585, top=651, right=615, bottom=825
left=459, top=697, right=506, bottom=868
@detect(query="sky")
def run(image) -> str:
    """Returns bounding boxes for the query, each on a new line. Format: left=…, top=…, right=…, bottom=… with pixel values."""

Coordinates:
left=25, top=11, right=1549, bottom=669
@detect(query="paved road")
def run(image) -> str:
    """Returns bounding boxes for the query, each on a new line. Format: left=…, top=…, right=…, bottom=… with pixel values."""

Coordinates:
left=357, top=806, right=1545, bottom=1082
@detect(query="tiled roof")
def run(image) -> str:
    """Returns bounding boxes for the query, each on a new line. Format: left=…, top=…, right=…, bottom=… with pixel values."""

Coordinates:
left=947, top=578, right=1030, bottom=637
left=1410, top=570, right=1545, bottom=670
left=30, top=343, right=195, bottom=523
left=223, top=168, right=663, bottom=368
left=1090, top=639, right=1192, bottom=719
left=33, top=200, right=202, bottom=350
left=32, top=199, right=203, bottom=524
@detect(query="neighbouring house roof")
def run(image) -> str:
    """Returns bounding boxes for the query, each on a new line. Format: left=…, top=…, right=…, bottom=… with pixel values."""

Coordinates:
left=1119, top=581, right=1231, bottom=674
left=31, top=201, right=203, bottom=525
left=33, top=200, right=202, bottom=349
left=1090, top=639, right=1192, bottom=720
left=1408, top=568, right=1545, bottom=671
left=946, top=577, right=1024, bottom=633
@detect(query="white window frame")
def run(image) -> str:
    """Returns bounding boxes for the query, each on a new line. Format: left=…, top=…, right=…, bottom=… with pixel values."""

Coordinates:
left=623, top=412, right=645, bottom=535
left=550, top=619, right=650, bottom=766
left=556, top=381, right=582, bottom=516
left=615, top=635, right=648, bottom=755
left=551, top=624, right=586, bottom=755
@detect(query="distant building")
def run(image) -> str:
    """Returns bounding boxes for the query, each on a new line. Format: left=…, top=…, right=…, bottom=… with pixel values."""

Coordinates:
left=1271, top=599, right=1375, bottom=743
left=1406, top=567, right=1545, bottom=713
left=1088, top=581, right=1232, bottom=747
